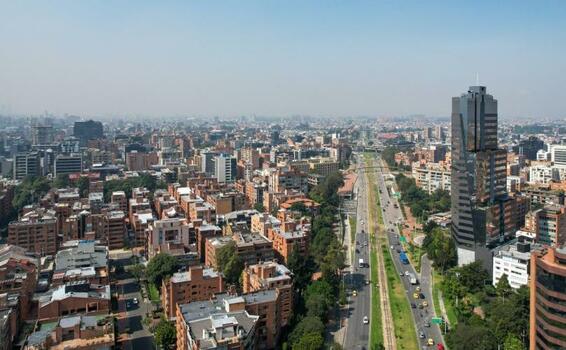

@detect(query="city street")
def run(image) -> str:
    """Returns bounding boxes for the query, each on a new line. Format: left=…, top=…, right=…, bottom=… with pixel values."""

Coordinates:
left=114, top=273, right=155, bottom=350
left=373, top=153, right=446, bottom=349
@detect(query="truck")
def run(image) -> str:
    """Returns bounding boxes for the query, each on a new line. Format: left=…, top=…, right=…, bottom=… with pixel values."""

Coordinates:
left=408, top=273, right=418, bottom=285
left=399, top=252, right=409, bottom=264
left=359, top=258, right=365, bottom=268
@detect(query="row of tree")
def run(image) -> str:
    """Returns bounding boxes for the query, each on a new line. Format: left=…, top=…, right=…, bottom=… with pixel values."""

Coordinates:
left=102, top=173, right=166, bottom=201
left=421, top=219, right=529, bottom=350
left=395, top=173, right=450, bottom=219
left=284, top=172, right=346, bottom=350
left=443, top=262, right=529, bottom=350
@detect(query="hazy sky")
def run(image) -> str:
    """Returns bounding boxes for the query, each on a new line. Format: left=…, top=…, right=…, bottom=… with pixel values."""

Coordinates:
left=1, top=1, right=566, bottom=118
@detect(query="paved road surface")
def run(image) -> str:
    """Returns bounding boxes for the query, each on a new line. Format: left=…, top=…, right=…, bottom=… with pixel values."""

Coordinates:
left=343, top=158, right=371, bottom=350
left=373, top=153, right=446, bottom=349
left=115, top=277, right=155, bottom=350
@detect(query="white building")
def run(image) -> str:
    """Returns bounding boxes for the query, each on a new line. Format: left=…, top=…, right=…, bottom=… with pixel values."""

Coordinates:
left=550, top=144, right=566, bottom=167
left=492, top=240, right=532, bottom=289
left=412, top=162, right=451, bottom=194
left=214, top=154, right=237, bottom=183
left=529, top=165, right=559, bottom=184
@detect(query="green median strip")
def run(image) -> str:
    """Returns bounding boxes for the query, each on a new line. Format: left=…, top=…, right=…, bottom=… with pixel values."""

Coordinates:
left=382, top=244, right=419, bottom=350
left=365, top=152, right=418, bottom=350
left=369, top=238, right=383, bottom=349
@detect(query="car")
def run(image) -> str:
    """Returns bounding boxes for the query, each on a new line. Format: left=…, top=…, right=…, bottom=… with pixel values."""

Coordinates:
left=352, top=290, right=358, bottom=297
left=422, top=301, right=428, bottom=307
left=418, top=303, right=424, bottom=309
left=427, top=338, right=434, bottom=346
left=420, top=293, right=426, bottom=299
left=424, top=321, right=430, bottom=328
left=363, top=316, right=369, bottom=324
left=365, top=280, right=370, bottom=285
left=411, top=303, right=416, bottom=309
left=415, top=286, right=421, bottom=292
left=419, top=331, right=425, bottom=339
left=133, top=298, right=139, bottom=305
left=126, top=301, right=131, bottom=309
left=399, top=272, right=404, bottom=277
left=390, top=245, right=394, bottom=250
left=413, top=293, right=420, bottom=299
left=436, top=344, right=445, bottom=350
left=404, top=271, right=410, bottom=276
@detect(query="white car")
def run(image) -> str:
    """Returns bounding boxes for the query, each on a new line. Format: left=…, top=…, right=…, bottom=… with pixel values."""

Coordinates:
left=363, top=316, right=369, bottom=324
left=404, top=271, right=410, bottom=276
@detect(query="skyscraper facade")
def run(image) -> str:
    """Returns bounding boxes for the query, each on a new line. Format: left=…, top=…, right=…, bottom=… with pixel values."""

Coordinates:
left=451, top=86, right=516, bottom=269
left=73, top=120, right=103, bottom=146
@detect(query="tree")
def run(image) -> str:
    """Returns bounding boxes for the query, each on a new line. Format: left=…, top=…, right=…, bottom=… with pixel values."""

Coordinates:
left=290, top=201, right=308, bottom=214
left=293, top=332, right=324, bottom=350
left=12, top=177, right=52, bottom=211
left=305, top=280, right=335, bottom=320
left=446, top=322, right=497, bottom=350
left=503, top=334, right=524, bottom=350
left=223, top=254, right=244, bottom=286
left=495, top=274, right=512, bottom=299
left=288, top=316, right=325, bottom=346
left=458, top=262, right=489, bottom=293
left=146, top=253, right=178, bottom=286
left=53, top=174, right=70, bottom=188
left=423, top=227, right=456, bottom=272
left=216, top=241, right=244, bottom=286
left=129, top=264, right=146, bottom=282
left=154, top=319, right=176, bottom=349
left=253, top=202, right=265, bottom=212
left=77, top=176, right=89, bottom=197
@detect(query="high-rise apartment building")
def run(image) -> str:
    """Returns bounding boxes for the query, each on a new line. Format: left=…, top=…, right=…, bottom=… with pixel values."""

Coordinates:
left=451, top=86, right=516, bottom=269
left=214, top=154, right=237, bottom=183
left=200, top=151, right=218, bottom=176
left=529, top=246, right=566, bottom=350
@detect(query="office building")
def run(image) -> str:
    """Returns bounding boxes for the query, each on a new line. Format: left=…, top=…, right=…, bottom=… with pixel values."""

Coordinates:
left=54, top=154, right=82, bottom=176
left=214, top=154, right=237, bottom=183
left=31, top=125, right=53, bottom=146
left=529, top=246, right=566, bottom=350
left=551, top=144, right=566, bottom=167
left=492, top=238, right=533, bottom=289
left=513, top=136, right=544, bottom=161
left=451, top=86, right=515, bottom=268
left=73, top=120, right=103, bottom=146
left=13, top=152, right=41, bottom=180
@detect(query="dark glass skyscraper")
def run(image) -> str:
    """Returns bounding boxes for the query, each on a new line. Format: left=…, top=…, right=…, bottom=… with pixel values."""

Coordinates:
left=451, top=86, right=516, bottom=269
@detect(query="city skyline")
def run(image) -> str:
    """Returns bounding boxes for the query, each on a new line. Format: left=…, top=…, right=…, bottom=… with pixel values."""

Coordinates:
left=2, top=1, right=566, bottom=118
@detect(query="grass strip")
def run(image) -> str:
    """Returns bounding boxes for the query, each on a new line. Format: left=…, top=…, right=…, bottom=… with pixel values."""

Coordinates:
left=382, top=244, right=419, bottom=350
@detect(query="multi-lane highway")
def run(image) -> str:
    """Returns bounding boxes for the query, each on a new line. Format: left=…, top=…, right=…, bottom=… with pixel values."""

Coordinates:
left=373, top=153, right=446, bottom=349
left=343, top=158, right=372, bottom=350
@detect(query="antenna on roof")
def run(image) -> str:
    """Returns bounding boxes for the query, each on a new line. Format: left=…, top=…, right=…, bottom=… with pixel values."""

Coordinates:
left=476, top=73, right=480, bottom=86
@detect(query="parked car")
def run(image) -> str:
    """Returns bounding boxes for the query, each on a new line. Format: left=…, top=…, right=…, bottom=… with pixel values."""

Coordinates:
left=363, top=316, right=369, bottom=324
